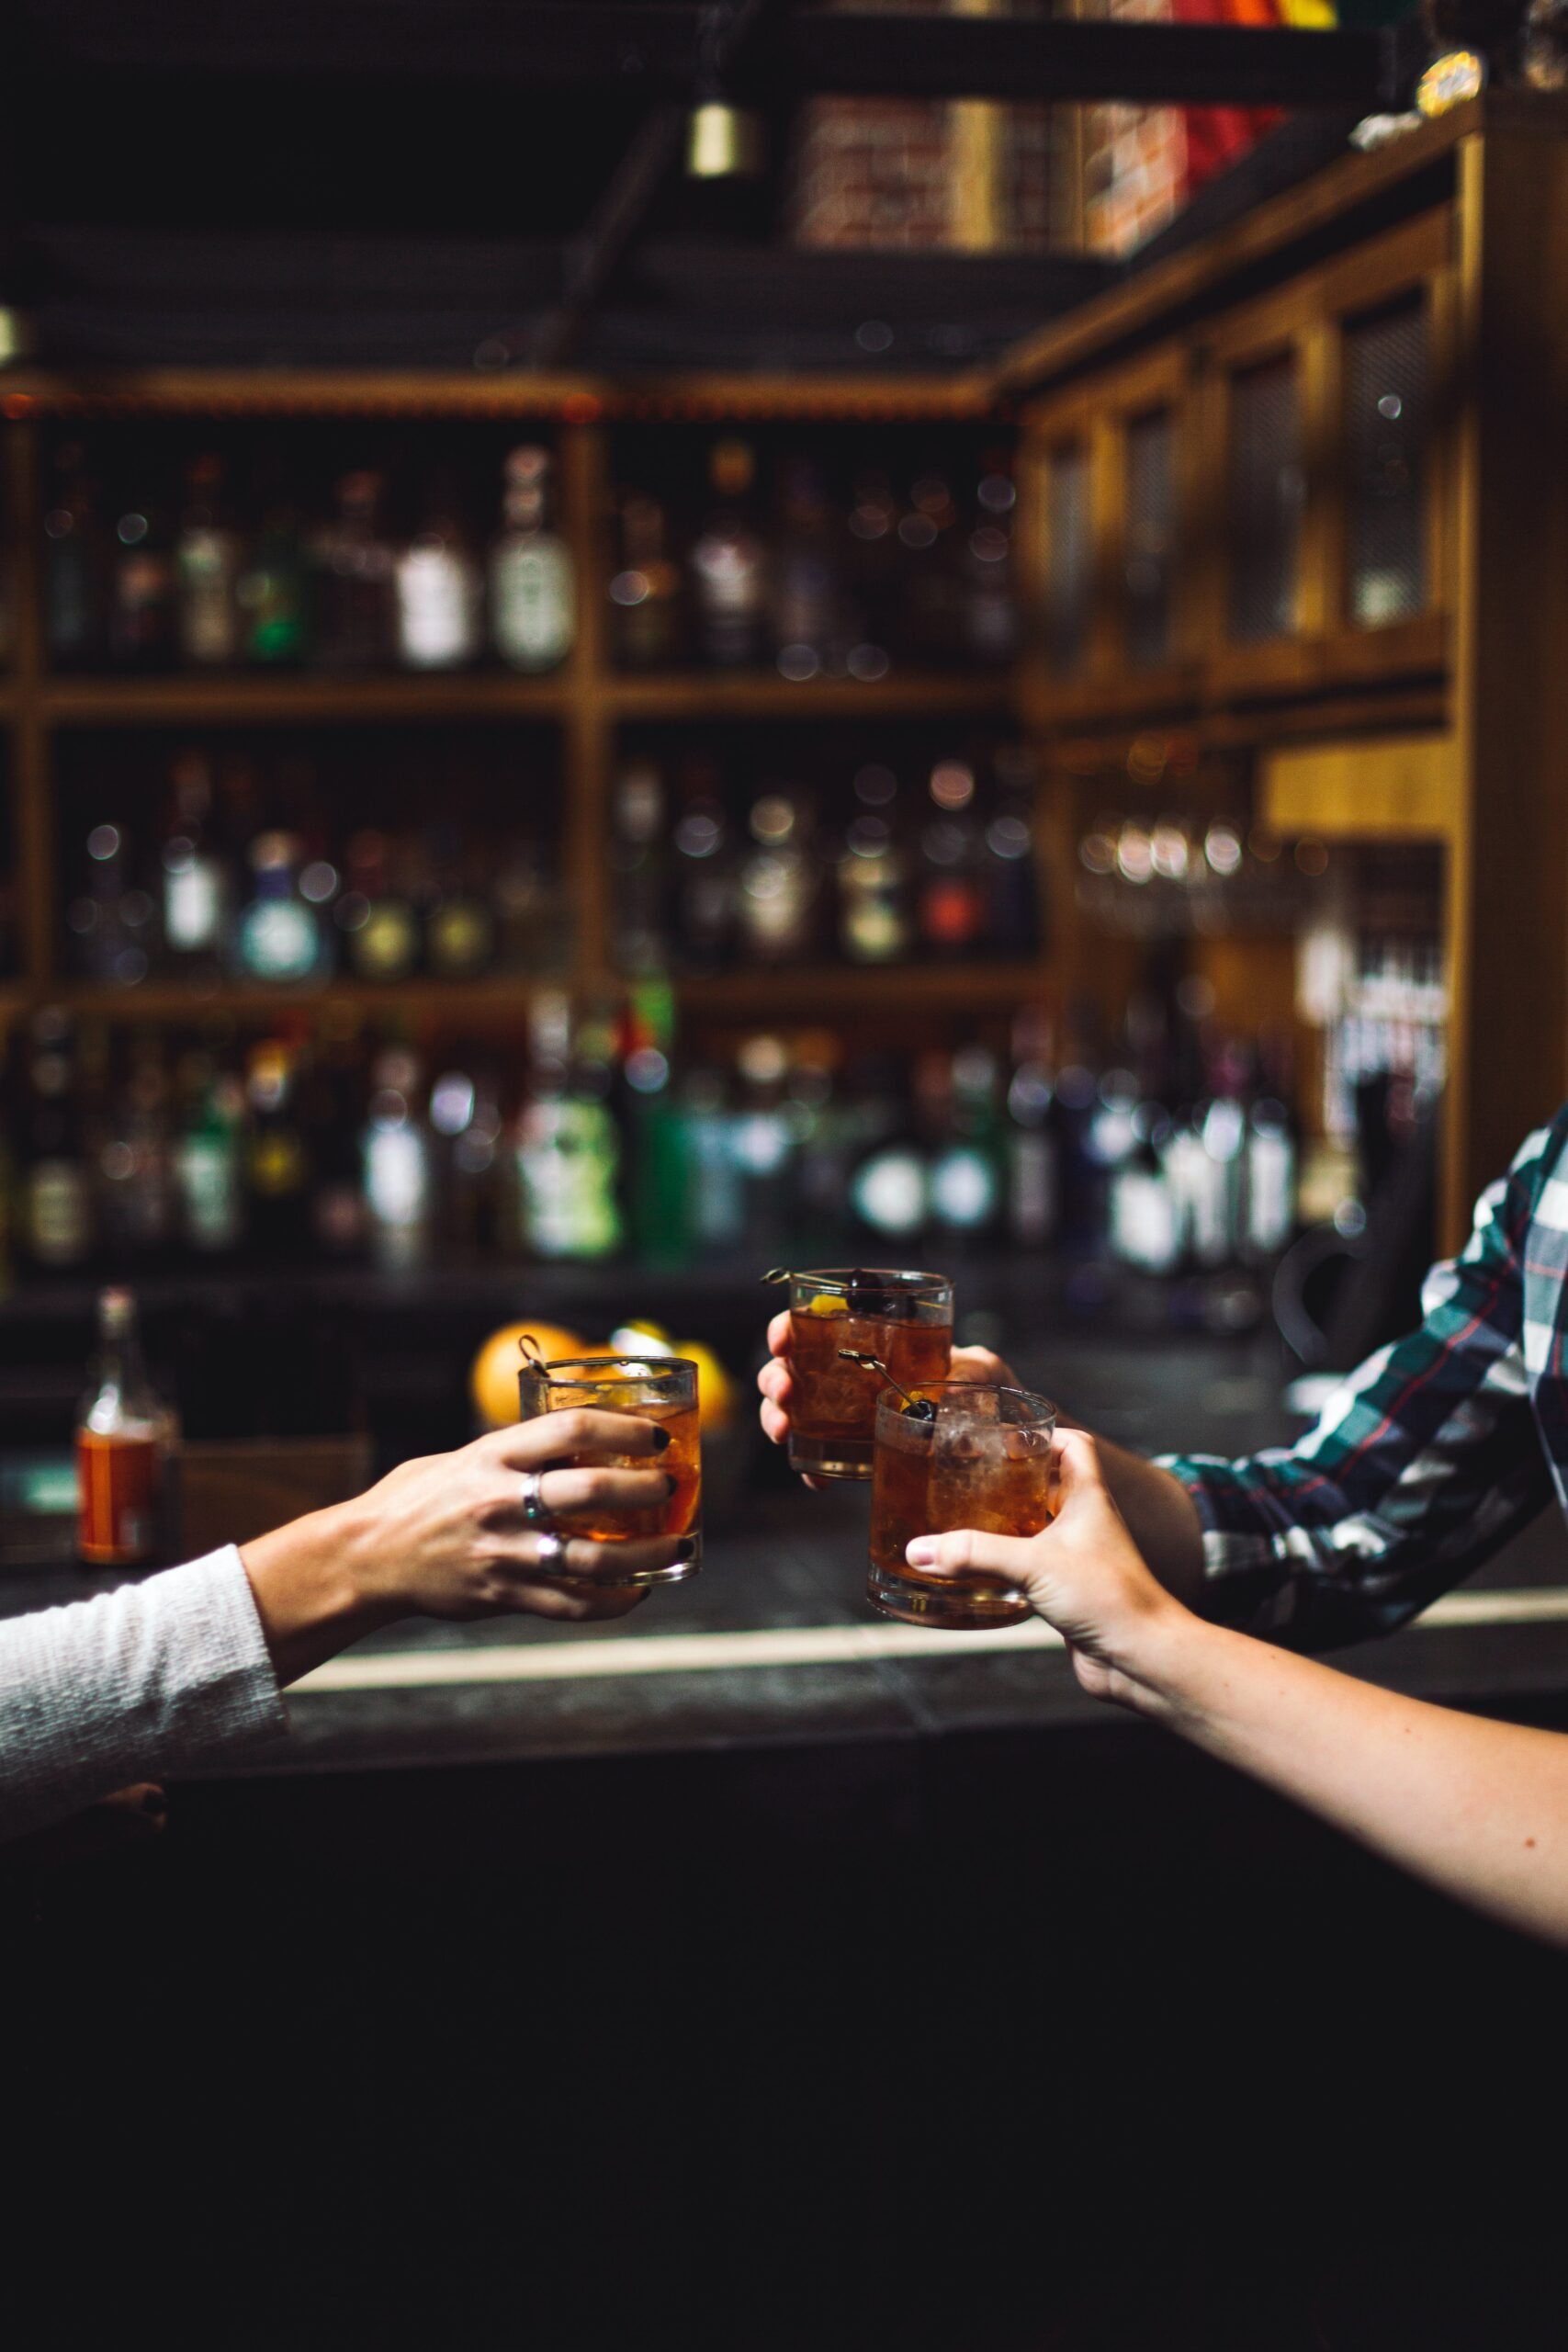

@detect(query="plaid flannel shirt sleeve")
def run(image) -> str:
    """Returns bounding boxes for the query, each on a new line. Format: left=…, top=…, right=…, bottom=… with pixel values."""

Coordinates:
left=1156, top=1118, right=1562, bottom=1652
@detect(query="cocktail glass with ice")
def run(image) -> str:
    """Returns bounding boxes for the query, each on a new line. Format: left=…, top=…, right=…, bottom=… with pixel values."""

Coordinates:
left=784, top=1270, right=953, bottom=1480
left=868, top=1381, right=1056, bottom=1629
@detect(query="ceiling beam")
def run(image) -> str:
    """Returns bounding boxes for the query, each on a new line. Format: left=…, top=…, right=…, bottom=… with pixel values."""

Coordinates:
left=17, top=5, right=1415, bottom=111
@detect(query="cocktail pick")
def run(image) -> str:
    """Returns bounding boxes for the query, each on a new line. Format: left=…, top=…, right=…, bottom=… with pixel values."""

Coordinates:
left=837, top=1348, right=936, bottom=1419
left=761, top=1269, right=867, bottom=1291
left=518, top=1332, right=547, bottom=1366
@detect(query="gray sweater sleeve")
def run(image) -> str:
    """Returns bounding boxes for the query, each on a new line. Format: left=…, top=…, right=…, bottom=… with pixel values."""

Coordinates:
left=0, top=1545, right=289, bottom=1838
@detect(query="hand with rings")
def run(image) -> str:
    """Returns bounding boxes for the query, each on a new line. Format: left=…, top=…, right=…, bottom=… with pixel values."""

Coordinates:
left=240, top=1411, right=687, bottom=1684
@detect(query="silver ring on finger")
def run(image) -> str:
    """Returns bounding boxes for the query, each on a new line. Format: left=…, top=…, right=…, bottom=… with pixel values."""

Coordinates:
left=534, top=1531, right=569, bottom=1576
left=519, top=1470, right=553, bottom=1529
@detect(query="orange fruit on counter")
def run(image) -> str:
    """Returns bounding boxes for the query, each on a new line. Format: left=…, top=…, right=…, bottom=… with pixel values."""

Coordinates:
left=468, top=1319, right=589, bottom=1429
left=676, top=1340, right=738, bottom=1431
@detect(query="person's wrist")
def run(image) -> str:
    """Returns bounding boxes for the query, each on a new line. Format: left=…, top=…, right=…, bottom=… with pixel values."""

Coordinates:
left=1111, top=1590, right=1217, bottom=1718
left=313, top=1493, right=400, bottom=1635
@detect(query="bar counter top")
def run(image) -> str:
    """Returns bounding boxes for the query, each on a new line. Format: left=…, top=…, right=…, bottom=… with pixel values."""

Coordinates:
left=6, top=1465, right=1568, bottom=1785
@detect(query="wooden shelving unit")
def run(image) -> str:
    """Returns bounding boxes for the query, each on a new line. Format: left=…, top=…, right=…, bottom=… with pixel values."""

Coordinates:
left=0, top=378, right=1030, bottom=1025
left=6, top=95, right=1568, bottom=1255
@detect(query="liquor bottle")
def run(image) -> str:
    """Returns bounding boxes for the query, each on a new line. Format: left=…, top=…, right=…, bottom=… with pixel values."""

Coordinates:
left=738, top=790, right=819, bottom=965
left=237, top=458, right=308, bottom=667
left=491, top=837, right=557, bottom=973
left=160, top=752, right=228, bottom=971
left=175, top=453, right=242, bottom=667
left=984, top=745, right=1042, bottom=956
left=234, top=833, right=327, bottom=984
left=363, top=1048, right=433, bottom=1271
left=395, top=473, right=482, bottom=670
left=731, top=1033, right=795, bottom=1261
left=849, top=1057, right=929, bottom=1248
left=690, top=439, right=766, bottom=667
left=310, top=469, right=396, bottom=671
left=838, top=763, right=911, bottom=966
left=424, top=828, right=495, bottom=978
left=21, top=1010, right=95, bottom=1272
left=1006, top=1011, right=1059, bottom=1250
left=671, top=763, right=736, bottom=970
left=108, top=474, right=177, bottom=670
left=513, top=993, right=624, bottom=1261
left=67, top=821, right=158, bottom=989
left=964, top=456, right=1019, bottom=666
left=609, top=492, right=683, bottom=668
left=899, top=466, right=962, bottom=664
left=174, top=1054, right=245, bottom=1255
left=75, top=1287, right=176, bottom=1568
left=771, top=453, right=838, bottom=679
left=99, top=1035, right=175, bottom=1261
left=1108, top=1111, right=1183, bottom=1276
left=490, top=446, right=576, bottom=673
left=917, top=760, right=987, bottom=958
left=431, top=1064, right=505, bottom=1262
left=610, top=763, right=671, bottom=977
left=244, top=1041, right=311, bottom=1257
left=928, top=1046, right=1004, bottom=1250
left=42, top=440, right=106, bottom=670
left=845, top=468, right=899, bottom=675
left=338, top=831, right=419, bottom=983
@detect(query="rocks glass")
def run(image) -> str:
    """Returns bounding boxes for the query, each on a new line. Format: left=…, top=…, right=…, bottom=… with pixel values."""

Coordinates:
left=867, top=1381, right=1056, bottom=1629
left=785, top=1270, right=953, bottom=1480
left=518, top=1353, right=702, bottom=1582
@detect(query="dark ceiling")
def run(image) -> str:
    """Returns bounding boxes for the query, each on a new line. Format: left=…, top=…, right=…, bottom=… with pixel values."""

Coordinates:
left=0, top=1, right=1420, bottom=373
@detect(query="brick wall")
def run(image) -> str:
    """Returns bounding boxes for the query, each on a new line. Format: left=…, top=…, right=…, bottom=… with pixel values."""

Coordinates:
left=786, top=0, right=1071, bottom=253
left=1079, top=0, right=1188, bottom=258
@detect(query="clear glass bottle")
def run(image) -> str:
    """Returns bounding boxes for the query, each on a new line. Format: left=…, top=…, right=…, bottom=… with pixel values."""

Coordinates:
left=609, top=492, right=683, bottom=669
left=235, top=832, right=326, bottom=984
left=362, top=1047, right=433, bottom=1271
left=690, top=439, right=766, bottom=668
left=738, top=790, right=818, bottom=965
left=161, top=752, right=227, bottom=971
left=395, top=473, right=482, bottom=670
left=109, top=474, right=178, bottom=671
left=489, top=446, right=576, bottom=673
left=75, top=1288, right=177, bottom=1568
left=23, top=1009, right=94, bottom=1272
left=310, top=469, right=396, bottom=671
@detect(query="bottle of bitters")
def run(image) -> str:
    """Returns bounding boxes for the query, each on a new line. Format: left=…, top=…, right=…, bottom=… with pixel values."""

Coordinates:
left=75, top=1288, right=176, bottom=1568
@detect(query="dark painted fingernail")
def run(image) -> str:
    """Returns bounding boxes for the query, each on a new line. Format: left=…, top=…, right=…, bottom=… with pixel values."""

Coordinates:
left=676, top=1538, right=697, bottom=1561
left=664, top=1472, right=680, bottom=1497
left=651, top=1427, right=671, bottom=1451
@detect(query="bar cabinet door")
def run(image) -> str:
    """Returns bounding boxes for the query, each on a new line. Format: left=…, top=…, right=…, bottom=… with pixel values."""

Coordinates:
left=1342, top=292, right=1432, bottom=632
left=1123, top=404, right=1178, bottom=673
left=1225, top=348, right=1305, bottom=649
left=1042, top=436, right=1092, bottom=683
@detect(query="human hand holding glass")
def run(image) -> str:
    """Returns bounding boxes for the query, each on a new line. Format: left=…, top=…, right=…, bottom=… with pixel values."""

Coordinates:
left=758, top=1301, right=1015, bottom=1487
left=519, top=1353, right=702, bottom=1581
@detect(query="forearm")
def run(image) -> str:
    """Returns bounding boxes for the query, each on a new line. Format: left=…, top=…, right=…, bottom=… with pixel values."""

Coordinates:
left=240, top=1498, right=391, bottom=1686
left=1126, top=1611, right=1568, bottom=1948
left=0, top=1551, right=287, bottom=1839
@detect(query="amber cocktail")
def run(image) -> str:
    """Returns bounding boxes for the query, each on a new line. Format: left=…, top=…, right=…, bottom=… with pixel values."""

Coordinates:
left=868, top=1381, right=1056, bottom=1629
left=785, top=1270, right=953, bottom=1479
left=518, top=1354, right=701, bottom=1582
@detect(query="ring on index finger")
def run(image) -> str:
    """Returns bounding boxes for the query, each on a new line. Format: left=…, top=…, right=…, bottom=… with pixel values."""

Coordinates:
left=520, top=1470, right=553, bottom=1529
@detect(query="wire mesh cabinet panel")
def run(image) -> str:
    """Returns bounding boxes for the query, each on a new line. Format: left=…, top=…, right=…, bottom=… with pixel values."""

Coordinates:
left=1226, top=352, right=1303, bottom=644
left=1124, top=407, right=1176, bottom=671
left=1344, top=294, right=1431, bottom=629
left=1044, top=441, right=1091, bottom=678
